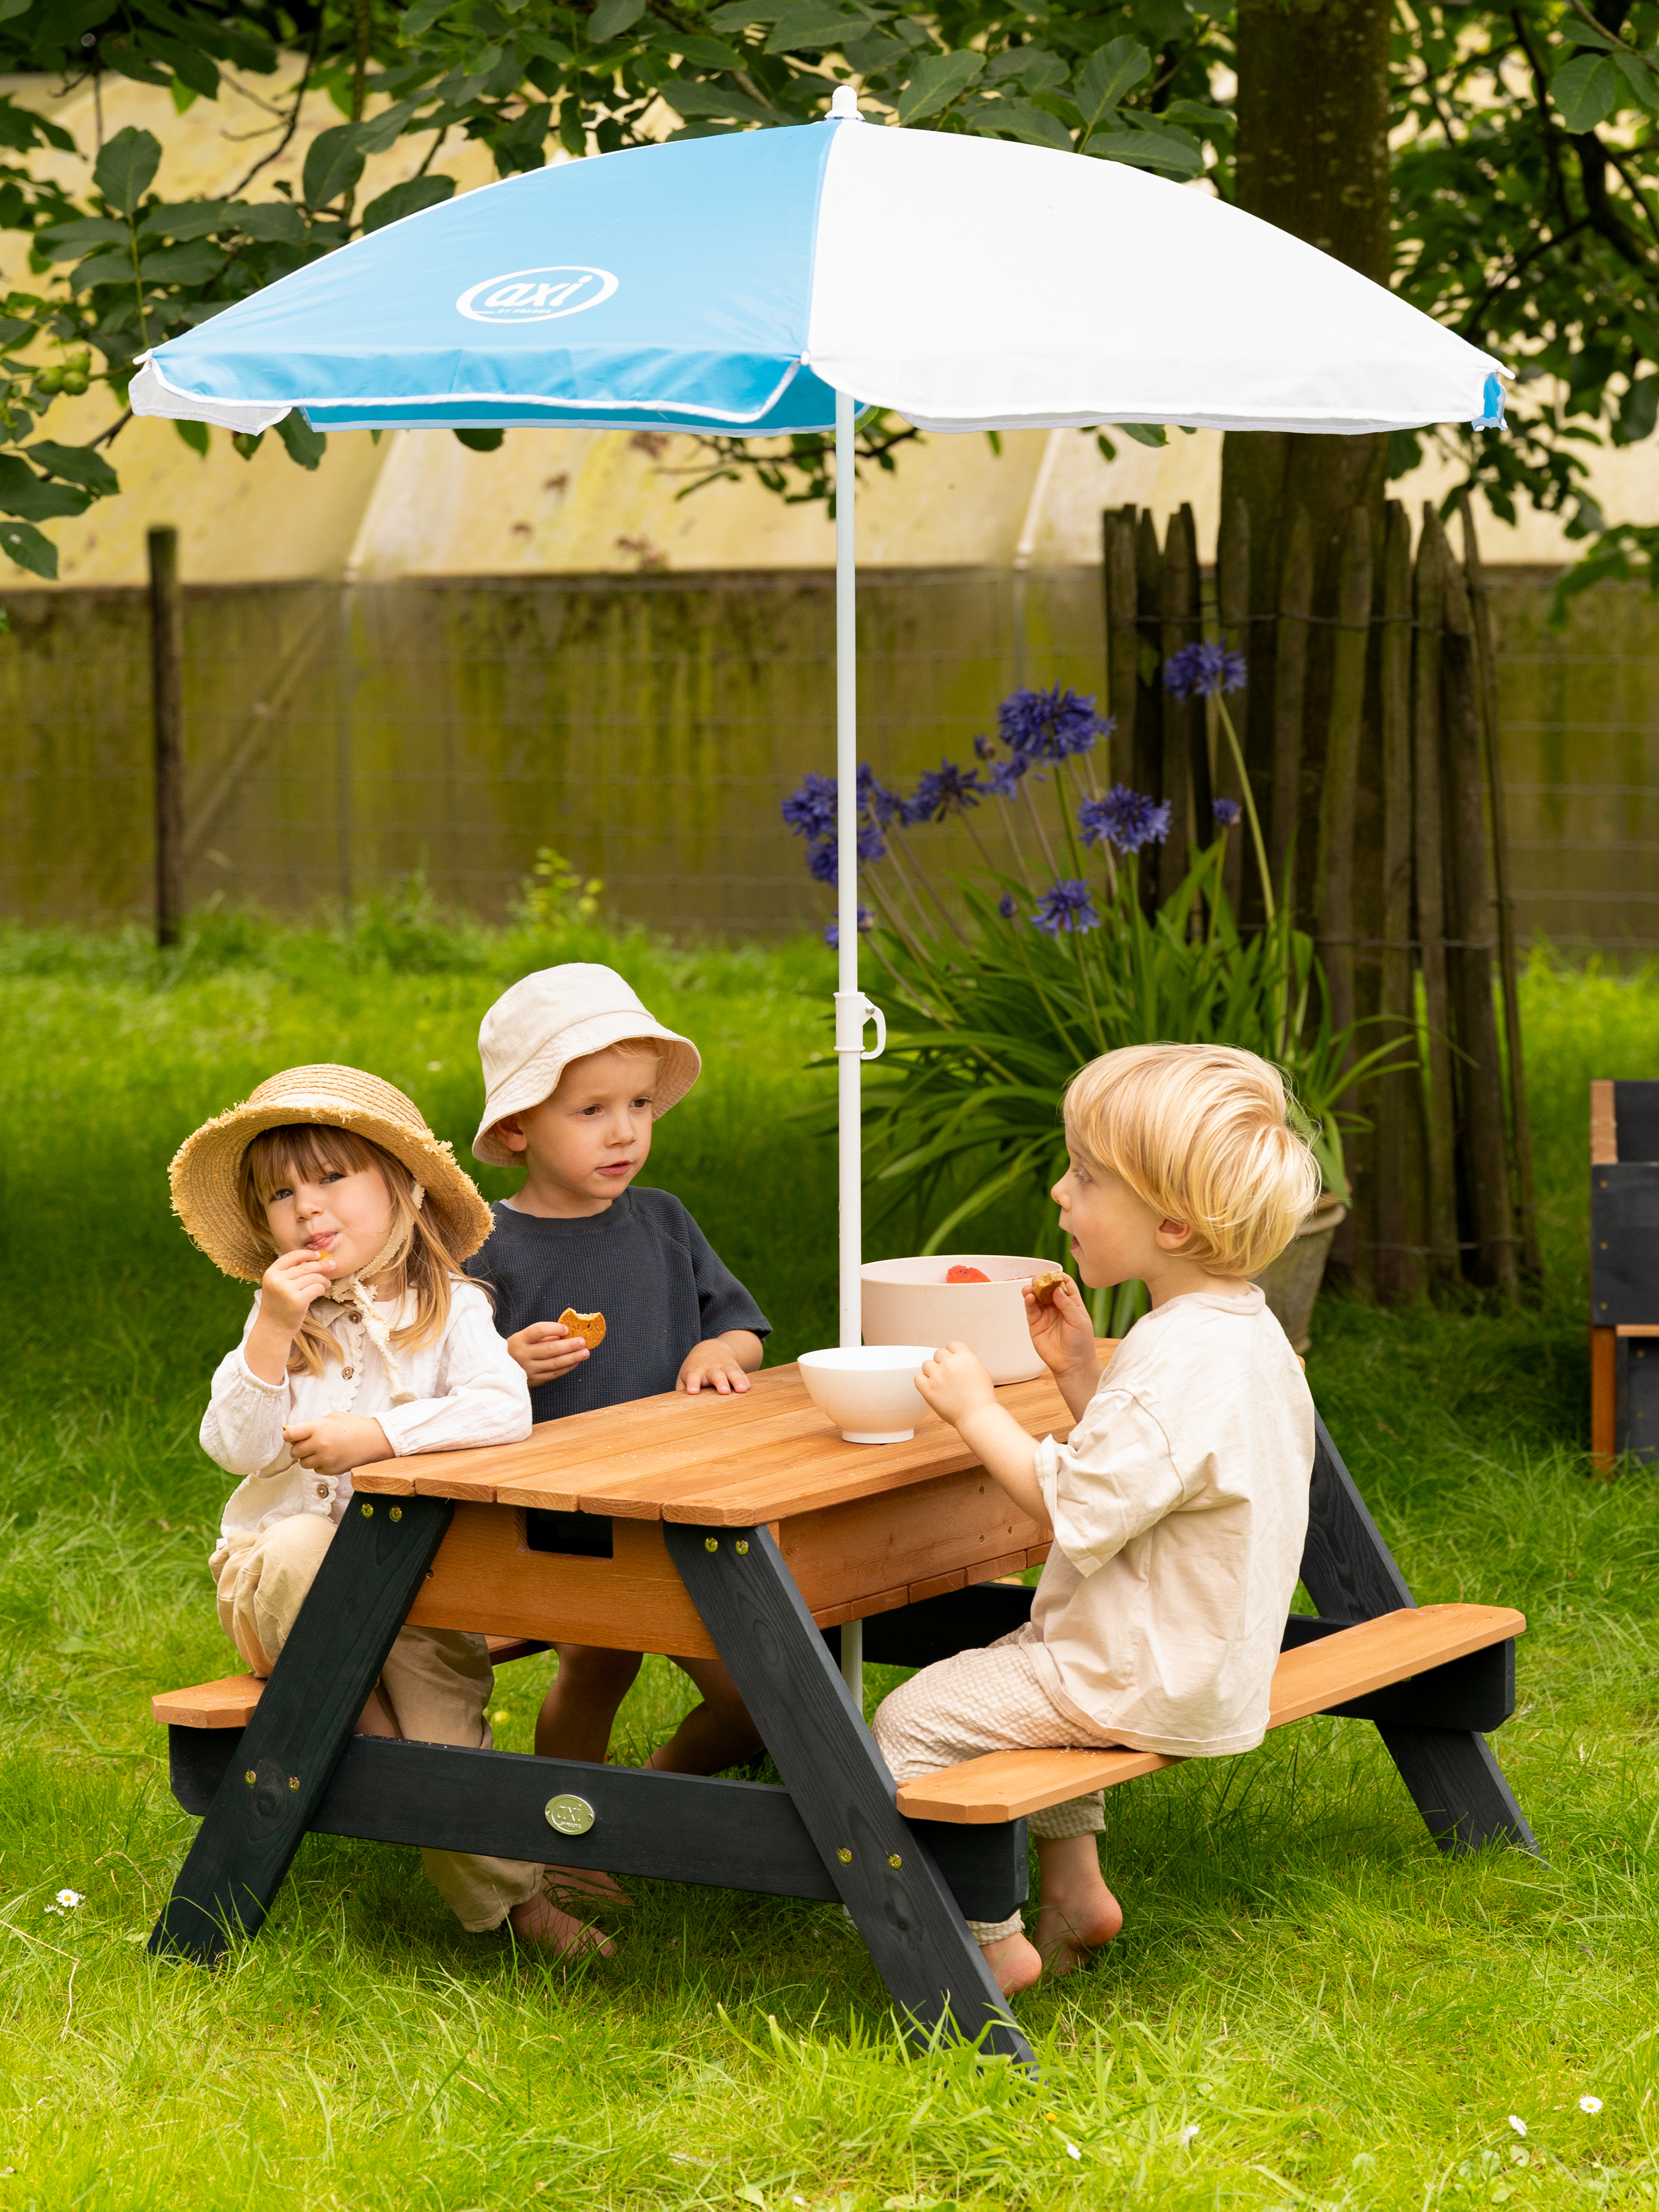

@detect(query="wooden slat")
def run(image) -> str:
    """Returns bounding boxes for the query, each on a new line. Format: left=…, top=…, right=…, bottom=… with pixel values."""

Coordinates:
left=1616, top=1324, right=1659, bottom=1337
left=1592, top=1078, right=1618, bottom=1165
left=893, top=1603, right=1526, bottom=1823
left=1593, top=1325, right=1618, bottom=1472
left=353, top=1345, right=1119, bottom=1522
left=150, top=1635, right=551, bottom=1730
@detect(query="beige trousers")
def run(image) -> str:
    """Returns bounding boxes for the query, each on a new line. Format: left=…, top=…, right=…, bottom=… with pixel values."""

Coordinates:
left=215, top=1512, right=544, bottom=1933
left=872, top=1629, right=1119, bottom=1942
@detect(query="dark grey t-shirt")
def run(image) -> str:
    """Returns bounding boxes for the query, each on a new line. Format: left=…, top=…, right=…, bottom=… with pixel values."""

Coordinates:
left=464, top=1187, right=771, bottom=1422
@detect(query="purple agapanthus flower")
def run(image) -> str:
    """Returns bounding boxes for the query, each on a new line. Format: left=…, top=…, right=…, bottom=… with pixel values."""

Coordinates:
left=1078, top=784, right=1171, bottom=854
left=782, top=770, right=838, bottom=843
left=984, top=758, right=1025, bottom=799
left=973, top=734, right=997, bottom=763
left=1163, top=640, right=1248, bottom=701
left=825, top=906, right=873, bottom=948
left=997, top=893, right=1019, bottom=920
left=909, top=759, right=986, bottom=823
left=1033, top=879, right=1100, bottom=936
left=806, top=821, right=885, bottom=885
left=1212, top=796, right=1241, bottom=830
left=865, top=778, right=908, bottom=827
left=998, top=684, right=1112, bottom=764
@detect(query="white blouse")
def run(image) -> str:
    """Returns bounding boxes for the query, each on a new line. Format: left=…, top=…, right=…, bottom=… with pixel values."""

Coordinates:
left=1024, top=1286, right=1315, bottom=1759
left=202, top=1280, right=531, bottom=1569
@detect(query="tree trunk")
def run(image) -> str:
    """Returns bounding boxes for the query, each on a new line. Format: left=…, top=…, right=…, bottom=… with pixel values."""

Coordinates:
left=1223, top=0, right=1393, bottom=930
left=1373, top=501, right=1424, bottom=1303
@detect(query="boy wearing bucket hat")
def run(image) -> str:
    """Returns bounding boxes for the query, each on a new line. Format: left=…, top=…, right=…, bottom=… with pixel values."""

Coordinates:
left=467, top=965, right=770, bottom=1783
left=172, top=1064, right=607, bottom=1958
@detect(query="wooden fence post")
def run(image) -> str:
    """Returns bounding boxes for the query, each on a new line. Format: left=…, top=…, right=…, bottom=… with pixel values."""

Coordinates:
left=1216, top=495, right=1251, bottom=917
left=1157, top=503, right=1203, bottom=904
left=1269, top=508, right=1312, bottom=900
left=1441, top=550, right=1521, bottom=1295
left=1102, top=505, right=1140, bottom=792
left=1374, top=500, right=1425, bottom=1302
left=148, top=524, right=184, bottom=950
left=1412, top=508, right=1460, bottom=1282
left=1459, top=494, right=1541, bottom=1285
left=1314, top=509, right=1373, bottom=1040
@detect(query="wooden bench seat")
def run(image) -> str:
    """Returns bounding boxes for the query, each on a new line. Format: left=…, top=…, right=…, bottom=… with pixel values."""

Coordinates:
left=893, top=1602, right=1525, bottom=1823
left=150, top=1635, right=550, bottom=1730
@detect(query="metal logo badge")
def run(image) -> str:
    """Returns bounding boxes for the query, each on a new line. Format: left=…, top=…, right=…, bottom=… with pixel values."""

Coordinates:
left=543, top=1793, right=597, bottom=1837
left=456, top=267, right=618, bottom=324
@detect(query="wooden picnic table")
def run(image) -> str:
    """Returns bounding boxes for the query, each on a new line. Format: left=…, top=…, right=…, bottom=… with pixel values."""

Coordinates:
left=149, top=1345, right=1537, bottom=2070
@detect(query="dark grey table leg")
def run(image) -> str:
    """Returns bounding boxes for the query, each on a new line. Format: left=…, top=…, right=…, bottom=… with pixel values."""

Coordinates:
left=665, top=1521, right=1036, bottom=2072
left=150, top=1493, right=455, bottom=1963
left=1301, top=1413, right=1542, bottom=1859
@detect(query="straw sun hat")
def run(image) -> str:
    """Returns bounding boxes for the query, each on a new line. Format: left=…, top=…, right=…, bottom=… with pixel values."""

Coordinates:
left=170, top=1064, right=494, bottom=1282
left=472, top=964, right=701, bottom=1167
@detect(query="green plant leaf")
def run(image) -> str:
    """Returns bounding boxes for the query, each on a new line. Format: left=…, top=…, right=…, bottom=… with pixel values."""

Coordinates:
left=1619, top=374, right=1659, bottom=442
left=1073, top=36, right=1150, bottom=128
left=27, top=442, right=119, bottom=494
left=36, top=217, right=129, bottom=260
left=233, top=203, right=309, bottom=244
left=1117, top=422, right=1168, bottom=445
left=302, top=124, right=366, bottom=211
left=895, top=49, right=984, bottom=123
left=0, top=517, right=58, bottom=577
left=0, top=456, right=91, bottom=521
left=763, top=2, right=862, bottom=53
left=70, top=250, right=139, bottom=289
left=671, top=34, right=745, bottom=67
left=99, top=37, right=171, bottom=87
left=1084, top=125, right=1202, bottom=175
left=361, top=175, right=457, bottom=233
left=591, top=0, right=649, bottom=40
left=969, top=98, right=1074, bottom=151
left=658, top=79, right=780, bottom=123
left=275, top=412, right=326, bottom=469
left=138, top=241, right=227, bottom=283
left=93, top=126, right=163, bottom=217
left=139, top=200, right=242, bottom=241
left=400, top=0, right=454, bottom=35
left=1612, top=50, right=1659, bottom=109
left=452, top=426, right=505, bottom=450
left=355, top=97, right=429, bottom=155
left=1551, top=52, right=1620, bottom=131
left=174, top=417, right=210, bottom=455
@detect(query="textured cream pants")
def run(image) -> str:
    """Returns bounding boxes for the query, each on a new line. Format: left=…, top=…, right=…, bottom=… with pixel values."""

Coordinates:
left=872, top=1629, right=1119, bottom=1942
left=215, top=1512, right=544, bottom=1933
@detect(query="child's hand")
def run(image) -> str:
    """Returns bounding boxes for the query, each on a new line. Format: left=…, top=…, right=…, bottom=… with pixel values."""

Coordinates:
left=1024, top=1274, right=1099, bottom=1381
left=508, top=1322, right=591, bottom=1385
left=679, top=1338, right=753, bottom=1396
left=259, top=1245, right=335, bottom=1336
left=916, top=1341, right=997, bottom=1428
left=283, top=1413, right=393, bottom=1477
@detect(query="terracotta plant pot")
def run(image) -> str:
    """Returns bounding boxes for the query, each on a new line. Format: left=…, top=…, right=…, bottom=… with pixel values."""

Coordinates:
left=1254, top=1194, right=1347, bottom=1354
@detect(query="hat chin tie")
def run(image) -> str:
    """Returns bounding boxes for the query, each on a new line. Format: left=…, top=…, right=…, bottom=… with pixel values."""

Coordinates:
left=327, top=1218, right=418, bottom=1405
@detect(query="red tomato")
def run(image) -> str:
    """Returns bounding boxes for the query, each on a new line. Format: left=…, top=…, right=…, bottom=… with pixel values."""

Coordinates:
left=945, top=1265, right=991, bottom=1284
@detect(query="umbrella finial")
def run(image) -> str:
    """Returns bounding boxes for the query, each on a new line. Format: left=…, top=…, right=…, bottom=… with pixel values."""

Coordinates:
left=828, top=86, right=864, bottom=122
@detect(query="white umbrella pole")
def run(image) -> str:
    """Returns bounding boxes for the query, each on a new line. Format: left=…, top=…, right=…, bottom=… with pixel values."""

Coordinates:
left=833, top=383, right=862, bottom=1356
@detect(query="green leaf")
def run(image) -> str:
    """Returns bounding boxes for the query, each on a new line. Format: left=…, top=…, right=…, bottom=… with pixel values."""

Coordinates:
left=0, top=0, right=32, bottom=22
left=36, top=217, right=129, bottom=259
left=986, top=46, right=1068, bottom=92
left=1551, top=51, right=1620, bottom=131
left=707, top=1, right=777, bottom=25
left=142, top=33, right=220, bottom=100
left=591, top=0, right=649, bottom=40
left=27, top=442, right=119, bottom=494
left=764, top=3, right=862, bottom=53
left=895, top=49, right=984, bottom=124
left=0, top=518, right=58, bottom=578
left=302, top=124, right=366, bottom=211
left=1085, top=125, right=1202, bottom=175
left=361, top=174, right=457, bottom=232
left=70, top=251, right=139, bottom=289
left=453, top=426, right=505, bottom=449
left=0, top=456, right=91, bottom=521
left=174, top=416, right=210, bottom=455
left=1620, top=375, right=1659, bottom=442
left=139, top=200, right=241, bottom=241
left=671, top=33, right=745, bottom=66
left=399, top=0, right=453, bottom=34
left=233, top=203, right=309, bottom=244
left=1073, top=36, right=1150, bottom=129
left=231, top=430, right=265, bottom=460
left=275, top=412, right=326, bottom=469
left=1117, top=421, right=1167, bottom=446
left=658, top=79, right=780, bottom=123
left=968, top=98, right=1073, bottom=151
left=93, top=126, right=163, bottom=217
left=138, top=241, right=227, bottom=283
left=100, top=37, right=171, bottom=87
left=356, top=97, right=427, bottom=155
left=1612, top=50, right=1659, bottom=110
left=1562, top=20, right=1625, bottom=47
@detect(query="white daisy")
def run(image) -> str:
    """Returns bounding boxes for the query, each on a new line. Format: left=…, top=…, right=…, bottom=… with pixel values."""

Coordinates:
left=1579, top=2095, right=1603, bottom=2115
left=1508, top=2116, right=1528, bottom=2138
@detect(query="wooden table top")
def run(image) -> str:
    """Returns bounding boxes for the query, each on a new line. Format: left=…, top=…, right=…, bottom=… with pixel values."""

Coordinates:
left=352, top=1340, right=1118, bottom=1526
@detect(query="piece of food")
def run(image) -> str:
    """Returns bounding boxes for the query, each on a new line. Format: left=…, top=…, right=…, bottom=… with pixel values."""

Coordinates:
left=557, top=1307, right=607, bottom=1349
left=945, top=1265, right=991, bottom=1284
left=1028, top=1269, right=1067, bottom=1305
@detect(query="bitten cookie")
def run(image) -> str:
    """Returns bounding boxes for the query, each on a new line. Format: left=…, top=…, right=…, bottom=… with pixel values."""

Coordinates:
left=557, top=1307, right=607, bottom=1349
left=1028, top=1269, right=1067, bottom=1306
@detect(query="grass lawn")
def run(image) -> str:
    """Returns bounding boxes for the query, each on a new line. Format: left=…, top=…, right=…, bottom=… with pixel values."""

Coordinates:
left=1, top=904, right=1657, bottom=2211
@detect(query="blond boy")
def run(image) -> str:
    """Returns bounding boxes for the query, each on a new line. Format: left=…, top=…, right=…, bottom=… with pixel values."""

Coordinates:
left=874, top=1043, right=1320, bottom=1997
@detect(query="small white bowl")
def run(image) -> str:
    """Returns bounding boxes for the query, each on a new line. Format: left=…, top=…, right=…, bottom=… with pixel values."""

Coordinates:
left=797, top=1344, right=936, bottom=1444
left=862, top=1255, right=1057, bottom=1385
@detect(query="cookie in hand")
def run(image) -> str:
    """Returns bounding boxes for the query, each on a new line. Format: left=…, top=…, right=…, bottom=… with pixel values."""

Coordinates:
left=557, top=1307, right=607, bottom=1349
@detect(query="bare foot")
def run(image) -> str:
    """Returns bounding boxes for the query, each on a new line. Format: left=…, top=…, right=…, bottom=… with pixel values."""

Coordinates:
left=544, top=1864, right=633, bottom=1907
left=508, top=1887, right=614, bottom=1958
left=1033, top=1881, right=1123, bottom=1975
left=980, top=1931, right=1044, bottom=1997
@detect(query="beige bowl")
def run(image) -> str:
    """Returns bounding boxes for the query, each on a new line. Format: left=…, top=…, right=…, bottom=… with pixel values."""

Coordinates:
left=860, top=1255, right=1057, bottom=1385
left=797, top=1344, right=936, bottom=1444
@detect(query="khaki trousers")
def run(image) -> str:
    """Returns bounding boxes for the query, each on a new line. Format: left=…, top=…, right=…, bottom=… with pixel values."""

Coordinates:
left=872, top=1629, right=1117, bottom=1942
left=215, top=1512, right=544, bottom=1932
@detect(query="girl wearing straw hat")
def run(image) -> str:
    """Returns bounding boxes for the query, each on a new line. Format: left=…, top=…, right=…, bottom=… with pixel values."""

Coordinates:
left=171, top=1063, right=606, bottom=1955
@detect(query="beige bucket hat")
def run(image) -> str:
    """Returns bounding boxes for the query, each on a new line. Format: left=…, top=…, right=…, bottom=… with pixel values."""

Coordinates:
left=472, top=963, right=701, bottom=1167
left=170, top=1063, right=495, bottom=1282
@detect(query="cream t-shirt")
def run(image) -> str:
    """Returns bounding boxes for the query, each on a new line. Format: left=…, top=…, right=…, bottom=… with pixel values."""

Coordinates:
left=1023, top=1285, right=1314, bottom=1758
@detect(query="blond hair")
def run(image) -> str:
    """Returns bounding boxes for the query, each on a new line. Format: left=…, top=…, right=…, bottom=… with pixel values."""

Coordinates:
left=1063, top=1044, right=1321, bottom=1279
left=238, top=1123, right=479, bottom=1376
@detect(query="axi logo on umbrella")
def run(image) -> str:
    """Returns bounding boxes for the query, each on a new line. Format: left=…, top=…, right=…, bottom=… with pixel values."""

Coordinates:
left=456, top=267, right=619, bottom=322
